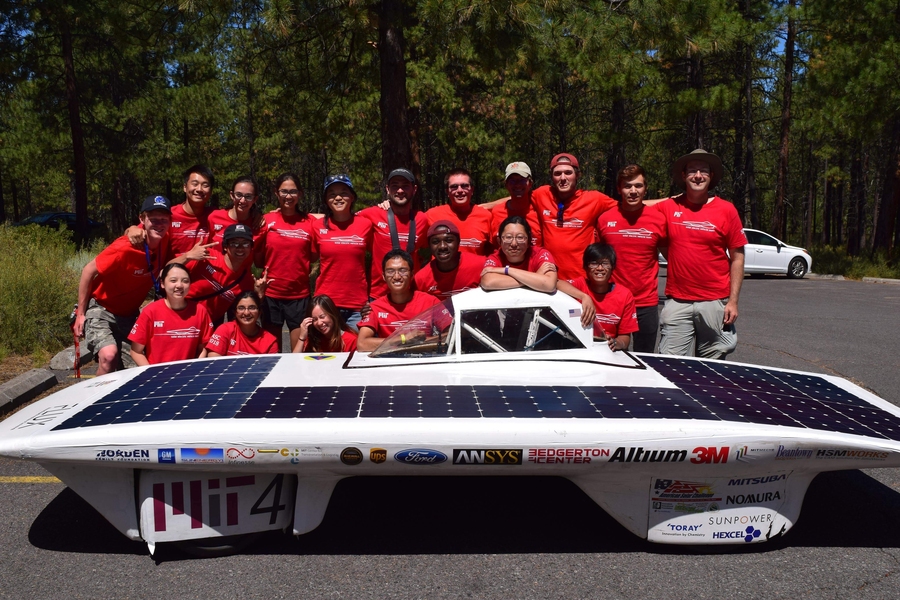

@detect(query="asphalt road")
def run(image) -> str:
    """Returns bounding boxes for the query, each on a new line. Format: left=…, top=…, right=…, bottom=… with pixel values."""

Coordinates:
left=2, top=274, right=900, bottom=599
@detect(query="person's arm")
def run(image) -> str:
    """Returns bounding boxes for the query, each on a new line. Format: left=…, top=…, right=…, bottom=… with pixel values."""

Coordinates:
left=254, top=267, right=271, bottom=298
left=206, top=350, right=223, bottom=357
left=356, top=326, right=383, bottom=352
left=124, top=225, right=147, bottom=247
left=481, top=262, right=557, bottom=292
left=479, top=196, right=510, bottom=210
left=74, top=259, right=99, bottom=338
left=130, top=342, right=150, bottom=367
left=724, top=246, right=745, bottom=325
left=198, top=348, right=208, bottom=358
left=608, top=333, right=631, bottom=352
left=556, top=279, right=596, bottom=329
left=291, top=318, right=312, bottom=352
left=168, top=241, right=217, bottom=265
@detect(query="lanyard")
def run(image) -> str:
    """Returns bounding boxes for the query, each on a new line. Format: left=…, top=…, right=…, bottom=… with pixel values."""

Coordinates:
left=144, top=242, right=161, bottom=299
left=387, top=207, right=416, bottom=254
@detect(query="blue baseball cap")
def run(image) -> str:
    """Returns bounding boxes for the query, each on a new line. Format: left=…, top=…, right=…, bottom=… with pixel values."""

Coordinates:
left=324, top=174, right=354, bottom=194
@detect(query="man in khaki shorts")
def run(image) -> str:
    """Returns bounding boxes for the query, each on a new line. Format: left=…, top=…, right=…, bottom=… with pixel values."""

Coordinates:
left=74, top=196, right=173, bottom=374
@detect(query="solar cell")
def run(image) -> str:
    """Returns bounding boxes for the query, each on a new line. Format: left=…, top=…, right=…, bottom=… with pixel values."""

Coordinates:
left=51, top=355, right=900, bottom=442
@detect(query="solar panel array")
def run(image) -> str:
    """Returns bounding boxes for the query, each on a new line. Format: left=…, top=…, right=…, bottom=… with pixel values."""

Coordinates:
left=51, top=354, right=900, bottom=441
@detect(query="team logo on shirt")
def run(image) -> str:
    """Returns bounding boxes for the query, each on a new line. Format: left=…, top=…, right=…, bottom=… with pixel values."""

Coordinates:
left=676, top=220, right=718, bottom=233
left=154, top=321, right=164, bottom=327
left=214, top=224, right=223, bottom=230
left=321, top=234, right=365, bottom=245
left=378, top=312, right=389, bottom=318
left=595, top=312, right=623, bottom=325
left=172, top=221, right=182, bottom=228
left=608, top=227, right=655, bottom=239
left=275, top=229, right=310, bottom=240
left=459, top=237, right=483, bottom=249
left=158, top=326, right=203, bottom=339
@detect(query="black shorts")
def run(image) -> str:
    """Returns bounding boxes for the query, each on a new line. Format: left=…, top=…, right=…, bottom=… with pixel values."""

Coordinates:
left=264, top=297, right=309, bottom=330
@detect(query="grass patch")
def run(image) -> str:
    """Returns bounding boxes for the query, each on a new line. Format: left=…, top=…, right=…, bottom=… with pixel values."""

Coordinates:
left=810, top=245, right=900, bottom=279
left=0, top=224, right=83, bottom=356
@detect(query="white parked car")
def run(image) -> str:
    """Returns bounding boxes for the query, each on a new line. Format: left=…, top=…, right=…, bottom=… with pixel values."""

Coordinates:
left=742, top=228, right=812, bottom=278
left=659, top=228, right=812, bottom=279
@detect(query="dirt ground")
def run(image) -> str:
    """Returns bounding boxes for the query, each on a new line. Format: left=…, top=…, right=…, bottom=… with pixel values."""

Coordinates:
left=0, top=355, right=39, bottom=385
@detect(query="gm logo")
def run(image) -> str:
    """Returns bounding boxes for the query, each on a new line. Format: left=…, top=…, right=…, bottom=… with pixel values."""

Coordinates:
left=158, top=448, right=176, bottom=464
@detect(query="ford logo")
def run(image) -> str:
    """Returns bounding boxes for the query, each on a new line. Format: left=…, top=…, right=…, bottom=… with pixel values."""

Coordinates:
left=394, top=449, right=447, bottom=465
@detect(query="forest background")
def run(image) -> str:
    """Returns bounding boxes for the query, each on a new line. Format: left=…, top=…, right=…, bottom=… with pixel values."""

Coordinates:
left=1, top=0, right=899, bottom=258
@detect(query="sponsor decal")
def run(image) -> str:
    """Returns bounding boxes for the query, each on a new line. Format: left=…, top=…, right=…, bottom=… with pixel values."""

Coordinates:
left=158, top=448, right=176, bottom=463
left=227, top=447, right=256, bottom=464
left=528, top=448, right=609, bottom=464
left=609, top=447, right=688, bottom=463
left=453, top=449, right=522, bottom=465
left=370, top=448, right=387, bottom=463
left=96, top=448, right=151, bottom=462
left=712, top=526, right=762, bottom=542
left=733, top=444, right=776, bottom=462
left=341, top=447, right=363, bottom=465
left=728, top=474, right=786, bottom=486
left=815, top=449, right=890, bottom=460
left=304, top=355, right=335, bottom=361
left=726, top=491, right=782, bottom=505
left=394, top=449, right=447, bottom=465
left=13, top=404, right=77, bottom=430
left=707, top=513, right=773, bottom=527
left=652, top=479, right=720, bottom=501
left=180, top=448, right=225, bottom=464
left=667, top=524, right=702, bottom=532
left=775, top=445, right=813, bottom=460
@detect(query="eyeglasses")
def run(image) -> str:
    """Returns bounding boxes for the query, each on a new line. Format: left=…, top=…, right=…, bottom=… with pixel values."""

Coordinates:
left=278, top=189, right=300, bottom=196
left=231, top=192, right=256, bottom=201
left=448, top=183, right=471, bottom=191
left=235, top=305, right=259, bottom=312
left=500, top=234, right=529, bottom=244
left=557, top=203, right=565, bottom=227
left=588, top=261, right=613, bottom=270
left=227, top=241, right=252, bottom=249
left=384, top=268, right=411, bottom=276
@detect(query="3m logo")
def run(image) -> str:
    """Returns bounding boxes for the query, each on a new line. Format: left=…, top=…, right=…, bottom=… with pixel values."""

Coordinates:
left=691, top=446, right=729, bottom=464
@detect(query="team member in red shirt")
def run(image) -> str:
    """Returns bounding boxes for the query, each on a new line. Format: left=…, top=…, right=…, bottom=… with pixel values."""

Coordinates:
left=259, top=172, right=316, bottom=350
left=207, top=176, right=266, bottom=260
left=557, top=244, right=639, bottom=352
left=490, top=161, right=542, bottom=246
left=527, top=154, right=618, bottom=281
left=596, top=164, right=667, bottom=352
left=358, top=168, right=429, bottom=298
left=357, top=250, right=441, bottom=352
left=291, top=295, right=359, bottom=353
left=312, top=174, right=373, bottom=329
left=481, top=216, right=558, bottom=293
left=426, top=169, right=492, bottom=255
left=414, top=220, right=485, bottom=300
left=129, top=263, right=214, bottom=365
left=206, top=291, right=278, bottom=356
left=172, top=223, right=270, bottom=324
left=656, top=149, right=747, bottom=359
left=75, top=195, right=173, bottom=375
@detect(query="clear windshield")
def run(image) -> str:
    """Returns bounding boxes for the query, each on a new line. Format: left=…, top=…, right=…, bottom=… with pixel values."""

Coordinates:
left=369, top=299, right=455, bottom=358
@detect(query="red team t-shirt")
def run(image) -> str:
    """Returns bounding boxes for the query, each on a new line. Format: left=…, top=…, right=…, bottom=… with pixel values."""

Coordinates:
left=205, top=321, right=278, bottom=356
left=595, top=205, right=667, bottom=308
left=490, top=198, right=543, bottom=247
left=426, top=204, right=493, bottom=255
left=530, top=186, right=616, bottom=281
left=654, top=196, right=747, bottom=301
left=484, top=245, right=556, bottom=272
left=185, top=248, right=255, bottom=322
left=258, top=212, right=316, bottom=299
left=300, top=330, right=359, bottom=353
left=167, top=203, right=211, bottom=256
left=312, top=216, right=373, bottom=309
left=569, top=278, right=639, bottom=339
left=92, top=237, right=169, bottom=316
left=206, top=209, right=266, bottom=246
left=414, top=253, right=486, bottom=300
left=357, top=206, right=429, bottom=298
left=357, top=291, right=442, bottom=338
left=128, top=299, right=213, bottom=364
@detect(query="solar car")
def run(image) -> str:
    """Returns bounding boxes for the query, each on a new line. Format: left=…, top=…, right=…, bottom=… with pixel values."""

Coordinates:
left=1, top=287, right=896, bottom=556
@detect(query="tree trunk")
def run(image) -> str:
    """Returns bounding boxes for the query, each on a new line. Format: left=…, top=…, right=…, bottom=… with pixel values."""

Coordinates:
left=605, top=94, right=626, bottom=198
left=847, top=150, right=864, bottom=255
left=379, top=0, right=414, bottom=179
left=0, top=163, right=6, bottom=223
left=873, top=116, right=900, bottom=252
left=687, top=47, right=704, bottom=149
left=772, top=0, right=795, bottom=240
left=58, top=13, right=89, bottom=246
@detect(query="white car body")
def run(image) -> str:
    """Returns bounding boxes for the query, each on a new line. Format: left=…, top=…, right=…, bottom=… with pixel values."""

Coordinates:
left=0, top=288, right=894, bottom=554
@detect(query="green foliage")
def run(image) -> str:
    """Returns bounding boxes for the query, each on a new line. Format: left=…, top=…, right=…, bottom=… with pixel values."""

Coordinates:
left=809, top=245, right=900, bottom=279
left=0, top=224, right=79, bottom=356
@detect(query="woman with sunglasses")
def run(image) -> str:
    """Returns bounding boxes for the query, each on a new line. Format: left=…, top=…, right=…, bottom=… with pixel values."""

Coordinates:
left=480, top=216, right=557, bottom=293
left=258, top=172, right=316, bottom=350
left=311, top=174, right=373, bottom=330
left=206, top=291, right=278, bottom=356
left=291, top=294, right=358, bottom=353
left=557, top=243, right=638, bottom=352
left=128, top=263, right=213, bottom=365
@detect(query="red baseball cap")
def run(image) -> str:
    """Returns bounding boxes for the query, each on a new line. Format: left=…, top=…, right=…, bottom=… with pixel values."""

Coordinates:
left=550, top=153, right=580, bottom=170
left=426, top=220, right=460, bottom=239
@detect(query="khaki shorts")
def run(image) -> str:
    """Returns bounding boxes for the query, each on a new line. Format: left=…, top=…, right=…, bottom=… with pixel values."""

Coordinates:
left=84, top=299, right=137, bottom=369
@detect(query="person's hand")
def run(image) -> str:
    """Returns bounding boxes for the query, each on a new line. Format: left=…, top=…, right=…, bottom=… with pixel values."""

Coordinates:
left=537, top=262, right=557, bottom=275
left=254, top=268, right=271, bottom=297
left=580, top=295, right=595, bottom=329
left=299, top=317, right=312, bottom=338
left=359, top=301, right=372, bottom=319
left=481, top=266, right=504, bottom=277
left=378, top=200, right=390, bottom=210
left=73, top=313, right=86, bottom=338
left=182, top=241, right=217, bottom=261
left=723, top=299, right=739, bottom=325
left=125, top=226, right=147, bottom=248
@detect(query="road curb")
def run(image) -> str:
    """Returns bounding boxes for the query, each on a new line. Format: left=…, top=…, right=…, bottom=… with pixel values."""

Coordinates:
left=862, top=277, right=900, bottom=285
left=0, top=369, right=59, bottom=414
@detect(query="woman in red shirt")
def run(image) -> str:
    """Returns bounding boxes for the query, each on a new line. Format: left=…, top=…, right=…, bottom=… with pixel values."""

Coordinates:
left=291, top=295, right=358, bottom=353
left=481, top=216, right=558, bottom=292
left=129, top=263, right=213, bottom=365
left=206, top=291, right=279, bottom=357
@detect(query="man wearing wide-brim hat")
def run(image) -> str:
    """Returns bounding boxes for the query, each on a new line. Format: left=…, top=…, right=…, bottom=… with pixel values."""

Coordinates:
left=655, top=149, right=747, bottom=359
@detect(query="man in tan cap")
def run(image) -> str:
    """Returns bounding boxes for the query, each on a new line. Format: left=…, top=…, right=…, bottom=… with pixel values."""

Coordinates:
left=655, top=149, right=747, bottom=359
left=489, top=161, right=543, bottom=246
